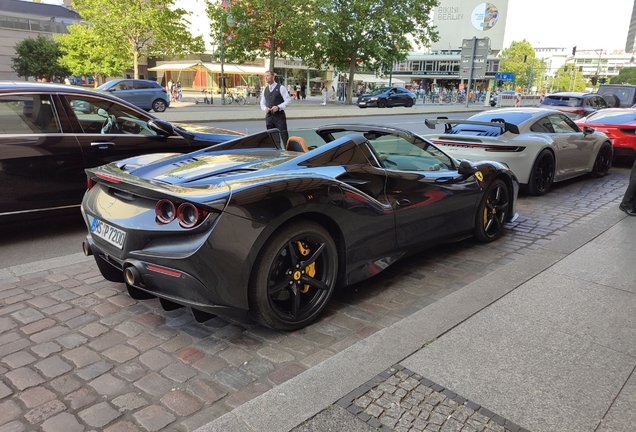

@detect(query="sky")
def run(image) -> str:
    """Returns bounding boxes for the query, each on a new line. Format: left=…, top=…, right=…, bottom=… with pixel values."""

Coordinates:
left=502, top=0, right=634, bottom=50
left=38, top=0, right=636, bottom=52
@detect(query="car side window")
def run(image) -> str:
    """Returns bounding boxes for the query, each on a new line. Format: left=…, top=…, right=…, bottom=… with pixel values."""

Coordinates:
left=113, top=81, right=133, bottom=91
left=367, top=134, right=453, bottom=171
left=596, top=97, right=607, bottom=108
left=548, top=114, right=578, bottom=133
left=0, top=94, right=61, bottom=134
left=134, top=81, right=154, bottom=90
left=530, top=117, right=555, bottom=133
left=63, top=95, right=156, bottom=136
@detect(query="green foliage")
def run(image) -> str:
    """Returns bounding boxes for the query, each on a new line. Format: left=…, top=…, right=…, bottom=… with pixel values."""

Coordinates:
left=311, top=0, right=439, bottom=104
left=11, top=35, right=70, bottom=80
left=547, top=64, right=587, bottom=92
left=207, top=0, right=316, bottom=72
left=71, top=0, right=205, bottom=78
left=498, top=40, right=542, bottom=89
left=610, top=66, right=636, bottom=85
left=56, top=24, right=130, bottom=87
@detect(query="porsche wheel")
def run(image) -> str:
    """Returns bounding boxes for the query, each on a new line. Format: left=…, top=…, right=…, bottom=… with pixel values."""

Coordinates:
left=527, top=149, right=555, bottom=196
left=249, top=221, right=338, bottom=330
left=474, top=179, right=509, bottom=243
left=591, top=143, right=612, bottom=178
left=378, top=99, right=387, bottom=108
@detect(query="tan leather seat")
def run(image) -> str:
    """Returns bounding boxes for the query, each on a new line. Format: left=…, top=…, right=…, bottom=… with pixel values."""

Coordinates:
left=286, top=136, right=309, bottom=153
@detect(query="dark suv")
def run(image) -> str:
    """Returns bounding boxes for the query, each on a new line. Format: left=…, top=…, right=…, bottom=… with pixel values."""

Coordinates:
left=537, top=92, right=607, bottom=119
left=597, top=84, right=636, bottom=108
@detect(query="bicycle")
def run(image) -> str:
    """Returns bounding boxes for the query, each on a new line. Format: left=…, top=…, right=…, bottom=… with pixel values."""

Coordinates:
left=225, top=91, right=245, bottom=105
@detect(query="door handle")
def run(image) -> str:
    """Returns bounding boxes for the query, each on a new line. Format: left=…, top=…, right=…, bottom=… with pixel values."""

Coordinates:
left=91, top=142, right=115, bottom=149
left=396, top=199, right=411, bottom=207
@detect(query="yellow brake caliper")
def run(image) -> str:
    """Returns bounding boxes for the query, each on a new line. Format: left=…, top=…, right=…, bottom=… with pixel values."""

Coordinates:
left=296, top=241, right=315, bottom=293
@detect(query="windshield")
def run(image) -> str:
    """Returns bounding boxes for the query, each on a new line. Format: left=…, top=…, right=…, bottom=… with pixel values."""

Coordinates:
left=368, top=88, right=390, bottom=96
left=447, top=112, right=533, bottom=136
left=541, top=96, right=582, bottom=107
left=585, top=110, right=636, bottom=124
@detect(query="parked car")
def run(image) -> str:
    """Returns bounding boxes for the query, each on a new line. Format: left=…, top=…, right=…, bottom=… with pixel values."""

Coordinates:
left=424, top=108, right=613, bottom=196
left=81, top=124, right=519, bottom=330
left=97, top=79, right=170, bottom=112
left=357, top=86, right=416, bottom=108
left=576, top=108, right=636, bottom=161
left=537, top=92, right=607, bottom=119
left=0, top=82, right=240, bottom=222
left=597, top=84, right=636, bottom=108
left=490, top=90, right=515, bottom=107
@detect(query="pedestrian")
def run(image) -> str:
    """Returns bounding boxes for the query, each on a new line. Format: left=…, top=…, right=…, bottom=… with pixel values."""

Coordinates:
left=246, top=85, right=251, bottom=104
left=619, top=160, right=636, bottom=216
left=176, top=81, right=182, bottom=102
left=320, top=83, right=326, bottom=105
left=300, top=82, right=306, bottom=100
left=167, top=78, right=173, bottom=97
left=254, top=82, right=261, bottom=99
left=261, top=70, right=292, bottom=146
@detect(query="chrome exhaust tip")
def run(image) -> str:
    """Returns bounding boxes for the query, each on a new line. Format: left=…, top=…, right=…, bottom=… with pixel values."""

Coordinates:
left=124, top=266, right=141, bottom=286
left=82, top=241, right=92, bottom=256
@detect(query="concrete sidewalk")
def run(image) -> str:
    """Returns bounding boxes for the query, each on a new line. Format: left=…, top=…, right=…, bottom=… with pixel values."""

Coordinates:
left=198, top=207, right=636, bottom=432
left=154, top=93, right=489, bottom=123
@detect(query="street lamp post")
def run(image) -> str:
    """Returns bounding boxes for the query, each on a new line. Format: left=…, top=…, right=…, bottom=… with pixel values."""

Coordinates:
left=220, top=8, right=235, bottom=105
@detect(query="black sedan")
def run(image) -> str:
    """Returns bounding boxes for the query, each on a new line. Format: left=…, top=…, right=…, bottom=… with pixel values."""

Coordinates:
left=0, top=82, right=239, bottom=222
left=81, top=123, right=519, bottom=330
left=357, top=86, right=416, bottom=108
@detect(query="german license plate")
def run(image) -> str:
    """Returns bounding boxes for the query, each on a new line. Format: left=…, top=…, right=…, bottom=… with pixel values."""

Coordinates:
left=359, top=102, right=366, bottom=106
left=90, top=217, right=126, bottom=249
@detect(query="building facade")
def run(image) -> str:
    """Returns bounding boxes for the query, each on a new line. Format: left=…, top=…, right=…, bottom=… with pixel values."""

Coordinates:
left=626, top=0, right=636, bottom=53
left=0, top=0, right=80, bottom=80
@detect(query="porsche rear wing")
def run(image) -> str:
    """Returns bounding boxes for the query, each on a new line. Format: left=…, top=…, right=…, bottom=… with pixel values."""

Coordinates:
left=424, top=117, right=520, bottom=135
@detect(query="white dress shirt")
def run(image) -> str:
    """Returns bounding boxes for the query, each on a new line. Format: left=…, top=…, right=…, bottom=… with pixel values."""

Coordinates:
left=260, top=82, right=292, bottom=112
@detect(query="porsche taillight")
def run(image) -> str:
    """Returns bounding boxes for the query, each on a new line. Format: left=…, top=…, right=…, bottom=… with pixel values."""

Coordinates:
left=87, top=177, right=95, bottom=190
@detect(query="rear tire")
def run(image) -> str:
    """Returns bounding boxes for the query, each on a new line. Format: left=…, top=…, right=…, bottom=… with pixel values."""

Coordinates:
left=152, top=99, right=167, bottom=112
left=474, top=179, right=509, bottom=243
left=591, top=142, right=613, bottom=177
left=249, top=221, right=338, bottom=330
left=526, top=149, right=555, bottom=196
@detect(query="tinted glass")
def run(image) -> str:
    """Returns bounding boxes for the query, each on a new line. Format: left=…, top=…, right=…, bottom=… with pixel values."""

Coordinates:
left=585, top=111, right=636, bottom=124
left=369, top=88, right=390, bottom=96
left=64, top=95, right=156, bottom=135
left=112, top=81, right=133, bottom=91
left=448, top=112, right=532, bottom=136
left=0, top=94, right=60, bottom=134
left=541, top=96, right=583, bottom=107
left=134, top=81, right=155, bottom=90
left=530, top=117, right=555, bottom=133
left=549, top=114, right=578, bottom=133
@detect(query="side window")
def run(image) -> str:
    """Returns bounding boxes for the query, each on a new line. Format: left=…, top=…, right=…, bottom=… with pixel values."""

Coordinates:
left=113, top=81, right=133, bottom=91
left=530, top=117, right=555, bottom=133
left=0, top=94, right=60, bottom=134
left=134, top=82, right=154, bottom=90
left=586, top=98, right=596, bottom=108
left=596, top=97, right=607, bottom=108
left=549, top=114, right=577, bottom=133
left=64, top=95, right=156, bottom=136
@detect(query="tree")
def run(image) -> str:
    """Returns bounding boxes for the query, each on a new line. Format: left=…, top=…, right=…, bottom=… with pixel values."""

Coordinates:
left=56, top=24, right=130, bottom=87
left=610, top=66, right=636, bottom=85
left=547, top=65, right=586, bottom=92
left=11, top=35, right=70, bottom=81
left=71, top=0, right=205, bottom=79
left=206, top=0, right=316, bottom=72
left=310, top=0, right=438, bottom=104
left=498, top=40, right=541, bottom=90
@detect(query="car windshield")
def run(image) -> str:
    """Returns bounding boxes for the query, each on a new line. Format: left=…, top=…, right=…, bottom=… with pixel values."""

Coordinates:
left=542, top=96, right=582, bottom=107
left=446, top=112, right=533, bottom=136
left=368, top=88, right=390, bottom=95
left=585, top=111, right=636, bottom=124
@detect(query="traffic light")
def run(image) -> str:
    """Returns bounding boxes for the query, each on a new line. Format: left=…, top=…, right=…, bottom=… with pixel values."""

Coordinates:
left=572, top=46, right=577, bottom=56
left=579, top=66, right=583, bottom=72
left=498, top=80, right=503, bottom=87
left=599, top=77, right=607, bottom=84
left=591, top=76, right=598, bottom=85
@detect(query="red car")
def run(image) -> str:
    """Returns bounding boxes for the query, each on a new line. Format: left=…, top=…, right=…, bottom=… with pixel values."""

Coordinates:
left=576, top=108, right=636, bottom=161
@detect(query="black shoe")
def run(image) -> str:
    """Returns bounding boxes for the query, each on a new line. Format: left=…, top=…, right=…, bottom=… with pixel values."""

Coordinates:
left=619, top=203, right=636, bottom=216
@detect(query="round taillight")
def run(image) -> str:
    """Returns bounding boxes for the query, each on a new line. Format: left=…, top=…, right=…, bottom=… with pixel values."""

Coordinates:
left=177, top=203, right=199, bottom=228
left=156, top=200, right=176, bottom=224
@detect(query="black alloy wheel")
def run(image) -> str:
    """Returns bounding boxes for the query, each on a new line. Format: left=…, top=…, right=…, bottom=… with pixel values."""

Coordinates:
left=474, top=179, right=509, bottom=243
left=152, top=99, right=167, bottom=112
left=377, top=99, right=387, bottom=108
left=249, top=221, right=338, bottom=330
left=527, top=149, right=555, bottom=196
left=405, top=99, right=414, bottom=107
left=591, top=143, right=613, bottom=177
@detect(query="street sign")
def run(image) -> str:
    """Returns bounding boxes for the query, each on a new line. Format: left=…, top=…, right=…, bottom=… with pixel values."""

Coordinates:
left=459, top=37, right=490, bottom=80
left=495, top=72, right=515, bottom=82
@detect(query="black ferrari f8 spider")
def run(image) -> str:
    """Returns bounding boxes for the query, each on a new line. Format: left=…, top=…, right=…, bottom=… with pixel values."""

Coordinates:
left=81, top=121, right=519, bottom=330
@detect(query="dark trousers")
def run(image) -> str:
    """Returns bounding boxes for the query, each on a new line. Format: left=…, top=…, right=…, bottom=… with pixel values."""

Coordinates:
left=266, top=111, right=289, bottom=148
left=621, top=158, right=636, bottom=209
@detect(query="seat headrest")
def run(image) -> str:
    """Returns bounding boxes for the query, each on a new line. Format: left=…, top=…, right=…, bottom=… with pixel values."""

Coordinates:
left=286, top=136, right=309, bottom=153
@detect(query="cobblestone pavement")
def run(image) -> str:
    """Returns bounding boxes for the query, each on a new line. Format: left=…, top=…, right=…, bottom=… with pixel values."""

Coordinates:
left=0, top=167, right=630, bottom=432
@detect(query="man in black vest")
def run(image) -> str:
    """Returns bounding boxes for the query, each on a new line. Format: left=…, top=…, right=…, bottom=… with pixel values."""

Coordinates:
left=260, top=70, right=292, bottom=146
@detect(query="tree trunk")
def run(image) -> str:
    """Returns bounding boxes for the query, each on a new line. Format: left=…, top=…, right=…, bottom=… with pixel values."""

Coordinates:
left=93, top=72, right=98, bottom=88
left=346, top=49, right=357, bottom=105
left=269, top=26, right=276, bottom=74
left=133, top=49, right=139, bottom=79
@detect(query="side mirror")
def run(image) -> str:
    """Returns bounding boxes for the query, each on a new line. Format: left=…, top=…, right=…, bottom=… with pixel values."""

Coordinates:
left=96, top=108, right=108, bottom=118
left=583, top=126, right=595, bottom=136
left=148, top=119, right=175, bottom=136
left=457, top=160, right=478, bottom=176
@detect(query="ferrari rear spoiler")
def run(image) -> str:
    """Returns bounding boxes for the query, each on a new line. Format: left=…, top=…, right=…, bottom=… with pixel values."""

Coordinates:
left=424, top=117, right=520, bottom=135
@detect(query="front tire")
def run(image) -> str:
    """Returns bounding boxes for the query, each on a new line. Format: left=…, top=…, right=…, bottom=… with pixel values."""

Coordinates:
left=152, top=99, right=167, bottom=112
left=591, top=143, right=612, bottom=177
left=526, top=149, right=555, bottom=196
left=249, top=221, right=338, bottom=330
left=405, top=99, right=414, bottom=107
left=378, top=99, right=387, bottom=108
left=474, top=179, right=509, bottom=243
